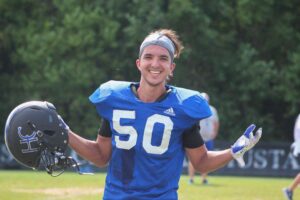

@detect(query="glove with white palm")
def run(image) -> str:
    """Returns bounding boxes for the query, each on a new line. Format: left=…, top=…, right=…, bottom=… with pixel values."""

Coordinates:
left=292, top=115, right=300, bottom=157
left=231, top=124, right=262, bottom=167
left=291, top=141, right=300, bottom=157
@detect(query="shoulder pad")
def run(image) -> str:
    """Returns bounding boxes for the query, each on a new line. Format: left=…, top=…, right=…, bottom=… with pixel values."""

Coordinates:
left=173, top=87, right=212, bottom=120
left=89, top=80, right=131, bottom=104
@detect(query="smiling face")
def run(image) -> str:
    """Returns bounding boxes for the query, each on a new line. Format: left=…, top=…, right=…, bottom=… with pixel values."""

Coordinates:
left=136, top=45, right=175, bottom=88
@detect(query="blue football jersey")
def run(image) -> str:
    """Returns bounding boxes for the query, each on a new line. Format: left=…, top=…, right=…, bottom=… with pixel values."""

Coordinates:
left=89, top=81, right=211, bottom=200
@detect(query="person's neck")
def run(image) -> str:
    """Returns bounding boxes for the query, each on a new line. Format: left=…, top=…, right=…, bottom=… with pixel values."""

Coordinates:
left=137, top=82, right=167, bottom=103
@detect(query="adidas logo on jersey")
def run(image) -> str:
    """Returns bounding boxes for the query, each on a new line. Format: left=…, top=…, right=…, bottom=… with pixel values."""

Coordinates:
left=163, top=107, right=175, bottom=116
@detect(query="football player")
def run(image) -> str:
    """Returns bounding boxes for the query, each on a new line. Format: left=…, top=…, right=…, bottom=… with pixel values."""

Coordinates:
left=63, top=29, right=262, bottom=199
left=282, top=113, right=300, bottom=200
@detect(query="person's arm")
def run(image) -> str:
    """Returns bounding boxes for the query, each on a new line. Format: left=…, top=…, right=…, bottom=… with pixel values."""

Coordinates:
left=68, top=131, right=112, bottom=167
left=186, top=146, right=232, bottom=174
left=184, top=123, right=231, bottom=173
left=186, top=124, right=262, bottom=172
left=58, top=116, right=112, bottom=168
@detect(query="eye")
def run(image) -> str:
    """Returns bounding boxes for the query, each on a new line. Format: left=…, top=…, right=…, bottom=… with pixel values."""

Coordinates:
left=143, top=54, right=152, bottom=60
left=160, top=56, right=169, bottom=62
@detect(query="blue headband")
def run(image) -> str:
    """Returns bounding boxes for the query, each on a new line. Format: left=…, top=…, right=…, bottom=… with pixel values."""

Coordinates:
left=139, top=33, right=175, bottom=60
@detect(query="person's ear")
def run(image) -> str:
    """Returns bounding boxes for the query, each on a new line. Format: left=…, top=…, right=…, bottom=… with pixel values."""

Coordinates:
left=136, top=59, right=141, bottom=71
left=170, top=62, right=176, bottom=73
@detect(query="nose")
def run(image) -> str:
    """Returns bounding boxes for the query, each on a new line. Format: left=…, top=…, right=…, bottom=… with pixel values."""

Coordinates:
left=151, top=57, right=160, bottom=68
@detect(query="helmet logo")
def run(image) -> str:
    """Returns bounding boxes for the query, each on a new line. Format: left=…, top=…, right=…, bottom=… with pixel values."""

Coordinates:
left=17, top=127, right=39, bottom=153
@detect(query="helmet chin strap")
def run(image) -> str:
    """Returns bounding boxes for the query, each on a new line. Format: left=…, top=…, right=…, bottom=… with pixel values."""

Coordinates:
left=28, top=121, right=93, bottom=177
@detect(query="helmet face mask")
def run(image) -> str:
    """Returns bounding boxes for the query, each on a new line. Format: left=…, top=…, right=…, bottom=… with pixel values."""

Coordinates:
left=4, top=101, right=68, bottom=171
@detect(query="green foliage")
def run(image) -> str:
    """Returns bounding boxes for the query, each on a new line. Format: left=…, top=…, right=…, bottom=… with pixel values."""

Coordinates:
left=280, top=48, right=300, bottom=115
left=0, top=0, right=300, bottom=141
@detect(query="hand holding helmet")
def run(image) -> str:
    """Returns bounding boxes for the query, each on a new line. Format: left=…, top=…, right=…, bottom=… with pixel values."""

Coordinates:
left=57, top=115, right=70, bottom=132
left=4, top=101, right=82, bottom=176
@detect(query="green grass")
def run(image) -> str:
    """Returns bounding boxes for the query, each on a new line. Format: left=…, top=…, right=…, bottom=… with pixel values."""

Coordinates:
left=0, top=170, right=295, bottom=200
left=179, top=175, right=294, bottom=200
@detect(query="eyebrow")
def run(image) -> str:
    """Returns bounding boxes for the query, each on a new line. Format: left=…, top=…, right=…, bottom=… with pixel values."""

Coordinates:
left=143, top=53, right=170, bottom=60
left=160, top=55, right=169, bottom=59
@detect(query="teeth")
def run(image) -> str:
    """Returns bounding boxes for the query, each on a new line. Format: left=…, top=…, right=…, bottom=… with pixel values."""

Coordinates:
left=149, top=70, right=160, bottom=74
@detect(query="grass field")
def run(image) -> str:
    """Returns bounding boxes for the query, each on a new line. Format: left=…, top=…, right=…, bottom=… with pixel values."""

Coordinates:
left=0, top=170, right=295, bottom=200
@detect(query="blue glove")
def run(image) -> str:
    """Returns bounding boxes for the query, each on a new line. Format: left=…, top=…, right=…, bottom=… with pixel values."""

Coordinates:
left=231, top=124, right=262, bottom=167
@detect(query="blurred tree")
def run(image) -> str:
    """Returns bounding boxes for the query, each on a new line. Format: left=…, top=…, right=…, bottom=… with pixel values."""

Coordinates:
left=0, top=0, right=299, bottom=142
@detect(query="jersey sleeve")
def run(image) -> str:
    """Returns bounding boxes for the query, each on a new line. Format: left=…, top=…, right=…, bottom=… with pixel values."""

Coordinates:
left=175, top=87, right=212, bottom=121
left=183, top=123, right=204, bottom=148
left=89, top=80, right=122, bottom=104
left=98, top=118, right=112, bottom=137
left=88, top=80, right=131, bottom=120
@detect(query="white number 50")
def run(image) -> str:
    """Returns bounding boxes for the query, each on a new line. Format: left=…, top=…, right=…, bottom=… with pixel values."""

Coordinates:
left=112, top=110, right=173, bottom=155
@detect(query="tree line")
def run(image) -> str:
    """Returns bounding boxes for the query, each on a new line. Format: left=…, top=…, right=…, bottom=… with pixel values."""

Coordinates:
left=1, top=0, right=299, bottom=141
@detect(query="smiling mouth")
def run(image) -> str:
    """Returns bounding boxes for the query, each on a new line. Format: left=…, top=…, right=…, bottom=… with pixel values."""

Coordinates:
left=149, top=70, right=161, bottom=74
